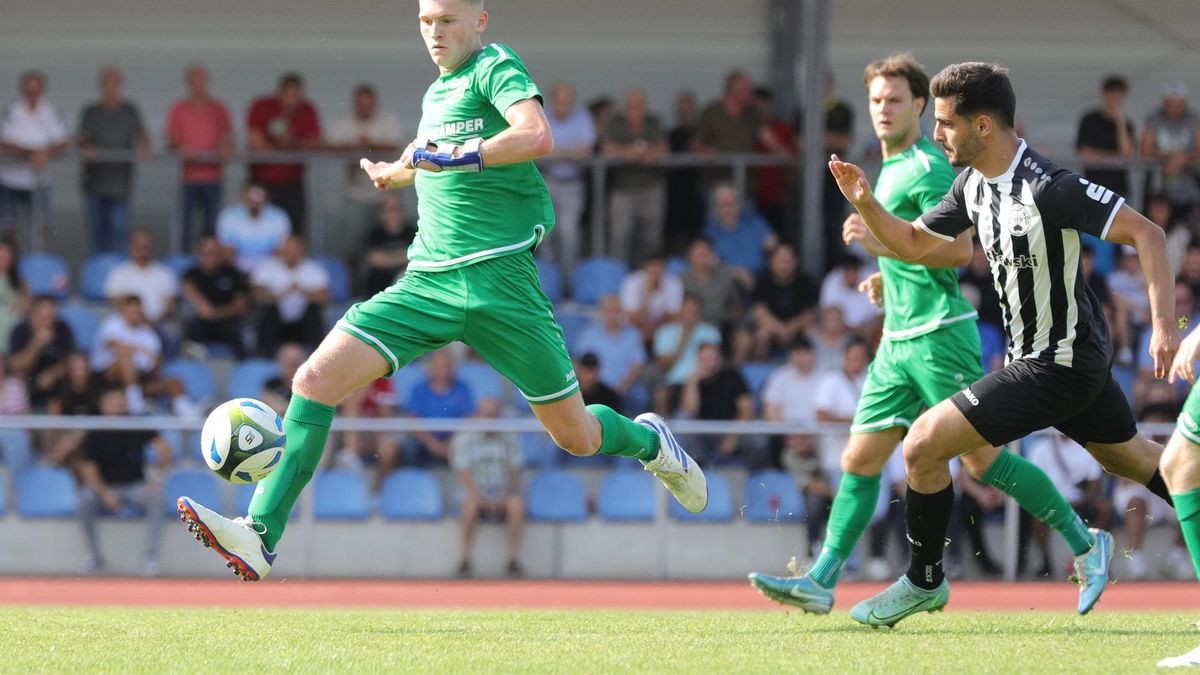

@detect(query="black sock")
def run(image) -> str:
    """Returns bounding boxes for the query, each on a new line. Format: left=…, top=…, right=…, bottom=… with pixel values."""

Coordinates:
left=1146, top=469, right=1174, bottom=507
left=904, top=483, right=955, bottom=590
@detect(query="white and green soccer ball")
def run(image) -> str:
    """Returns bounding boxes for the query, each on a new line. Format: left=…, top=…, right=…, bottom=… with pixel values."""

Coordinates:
left=201, top=398, right=286, bottom=484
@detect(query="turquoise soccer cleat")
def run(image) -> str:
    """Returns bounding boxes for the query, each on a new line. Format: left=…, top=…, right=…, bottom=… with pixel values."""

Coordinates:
left=849, top=575, right=949, bottom=628
left=747, top=572, right=834, bottom=614
left=1072, top=527, right=1114, bottom=615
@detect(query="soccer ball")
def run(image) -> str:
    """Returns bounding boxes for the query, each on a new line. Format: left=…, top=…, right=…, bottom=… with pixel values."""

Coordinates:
left=201, top=398, right=286, bottom=484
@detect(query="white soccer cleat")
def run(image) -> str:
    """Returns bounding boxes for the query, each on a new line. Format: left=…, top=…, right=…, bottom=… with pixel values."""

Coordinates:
left=634, top=413, right=708, bottom=513
left=177, top=496, right=275, bottom=581
left=1159, top=644, right=1200, bottom=668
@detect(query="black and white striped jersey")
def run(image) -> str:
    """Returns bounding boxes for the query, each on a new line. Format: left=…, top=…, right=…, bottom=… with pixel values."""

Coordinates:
left=915, top=140, right=1124, bottom=371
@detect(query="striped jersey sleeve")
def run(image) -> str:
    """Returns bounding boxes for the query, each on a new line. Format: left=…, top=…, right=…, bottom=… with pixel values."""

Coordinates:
left=914, top=169, right=973, bottom=242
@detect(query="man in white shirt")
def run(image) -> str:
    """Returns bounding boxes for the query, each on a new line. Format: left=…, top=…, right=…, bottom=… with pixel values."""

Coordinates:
left=217, top=182, right=292, bottom=272
left=814, top=339, right=870, bottom=476
left=325, top=84, right=402, bottom=233
left=104, top=229, right=179, bottom=326
left=540, top=83, right=595, bottom=283
left=762, top=336, right=820, bottom=425
left=1027, top=432, right=1113, bottom=577
left=619, top=252, right=683, bottom=343
left=0, top=71, right=69, bottom=230
left=819, top=254, right=882, bottom=338
left=91, top=295, right=193, bottom=415
left=251, top=233, right=330, bottom=355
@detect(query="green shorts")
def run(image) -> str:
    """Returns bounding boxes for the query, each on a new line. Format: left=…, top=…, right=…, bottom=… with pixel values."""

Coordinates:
left=1179, top=386, right=1200, bottom=446
left=337, top=251, right=578, bottom=404
left=850, top=319, right=985, bottom=434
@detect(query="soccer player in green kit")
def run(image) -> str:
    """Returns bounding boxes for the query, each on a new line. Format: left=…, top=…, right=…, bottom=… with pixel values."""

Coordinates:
left=176, top=0, right=706, bottom=581
left=750, top=53, right=1117, bottom=618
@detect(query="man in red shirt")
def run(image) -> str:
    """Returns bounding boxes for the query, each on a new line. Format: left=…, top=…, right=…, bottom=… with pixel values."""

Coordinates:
left=166, top=64, right=234, bottom=251
left=246, top=73, right=322, bottom=232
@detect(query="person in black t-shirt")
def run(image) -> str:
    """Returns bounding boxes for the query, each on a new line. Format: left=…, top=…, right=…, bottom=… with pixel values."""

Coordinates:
left=1075, top=75, right=1135, bottom=198
left=9, top=295, right=76, bottom=409
left=181, top=236, right=249, bottom=357
left=70, top=386, right=173, bottom=574
left=576, top=352, right=623, bottom=414
left=362, top=194, right=416, bottom=296
left=739, top=243, right=818, bottom=361
left=679, top=342, right=764, bottom=468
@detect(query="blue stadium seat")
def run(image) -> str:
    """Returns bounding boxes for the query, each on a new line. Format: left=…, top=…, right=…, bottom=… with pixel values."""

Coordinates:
left=316, top=255, right=353, bottom=303
left=743, top=470, right=804, bottom=523
left=163, top=253, right=196, bottom=279
left=227, top=359, right=280, bottom=400
left=18, top=252, right=70, bottom=299
left=457, top=360, right=505, bottom=401
left=17, top=467, right=78, bottom=517
left=526, top=470, right=588, bottom=521
left=162, top=469, right=223, bottom=516
left=740, top=361, right=778, bottom=398
left=314, top=469, right=370, bottom=520
left=233, top=483, right=257, bottom=515
left=554, top=309, right=593, bottom=353
left=79, top=253, right=125, bottom=301
left=597, top=471, right=656, bottom=522
left=571, top=257, right=628, bottom=305
left=58, top=304, right=101, bottom=350
left=520, top=432, right=559, bottom=469
left=670, top=471, right=732, bottom=522
left=535, top=258, right=564, bottom=305
left=161, top=359, right=217, bottom=402
left=379, top=469, right=444, bottom=520
left=0, top=475, right=6, bottom=517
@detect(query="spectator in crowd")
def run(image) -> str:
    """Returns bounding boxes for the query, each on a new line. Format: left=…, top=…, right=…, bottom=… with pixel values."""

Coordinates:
left=0, top=238, right=28, bottom=353
left=1181, top=244, right=1200, bottom=301
left=451, top=397, right=525, bottom=578
left=1026, top=432, right=1113, bottom=578
left=586, top=97, right=615, bottom=154
left=665, top=90, right=704, bottom=249
left=361, top=194, right=415, bottom=296
left=48, top=351, right=102, bottom=417
left=604, top=87, right=668, bottom=262
left=1141, top=81, right=1200, bottom=218
left=619, top=251, right=683, bottom=344
left=0, top=71, right=69, bottom=232
left=575, top=352, right=623, bottom=413
left=541, top=83, right=594, bottom=281
left=805, top=70, right=856, bottom=267
left=781, top=433, right=835, bottom=559
left=260, top=342, right=306, bottom=415
left=762, top=336, right=820, bottom=427
left=693, top=69, right=762, bottom=190
left=740, top=242, right=818, bottom=361
left=0, top=354, right=33, bottom=477
left=946, top=461, right=1006, bottom=578
left=217, top=182, right=292, bottom=273
left=181, top=235, right=249, bottom=357
left=958, top=281, right=1005, bottom=373
left=91, top=295, right=192, bottom=416
left=813, top=339, right=869, bottom=468
left=72, top=385, right=173, bottom=575
left=819, top=253, right=882, bottom=338
left=9, top=295, right=75, bottom=409
left=1075, top=74, right=1136, bottom=198
left=104, top=229, right=179, bottom=328
left=406, top=349, right=475, bottom=466
left=681, top=237, right=742, bottom=339
left=862, top=452, right=908, bottom=581
left=166, top=64, right=234, bottom=251
left=652, top=293, right=720, bottom=414
left=251, top=233, right=330, bottom=355
left=811, top=306, right=853, bottom=373
left=326, top=83, right=402, bottom=233
left=753, top=87, right=798, bottom=232
left=246, top=72, right=322, bottom=231
left=703, top=182, right=778, bottom=288
left=574, top=294, right=646, bottom=404
left=1145, top=191, right=1195, bottom=273
left=678, top=342, right=762, bottom=467
left=77, top=66, right=149, bottom=255
left=336, top=375, right=401, bottom=494
left=1108, top=245, right=1149, bottom=364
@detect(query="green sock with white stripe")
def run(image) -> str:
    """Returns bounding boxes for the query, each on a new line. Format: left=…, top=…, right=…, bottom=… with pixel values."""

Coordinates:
left=588, top=404, right=660, bottom=461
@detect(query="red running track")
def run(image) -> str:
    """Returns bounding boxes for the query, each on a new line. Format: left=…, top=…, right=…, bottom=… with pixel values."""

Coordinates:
left=0, top=578, right=1196, bottom=611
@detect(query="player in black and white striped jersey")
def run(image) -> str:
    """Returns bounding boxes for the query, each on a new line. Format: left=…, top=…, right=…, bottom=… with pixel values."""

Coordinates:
left=828, top=61, right=1180, bottom=626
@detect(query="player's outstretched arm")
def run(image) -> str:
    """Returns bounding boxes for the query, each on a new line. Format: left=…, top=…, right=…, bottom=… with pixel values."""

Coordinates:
left=360, top=141, right=419, bottom=189
left=829, top=154, right=944, bottom=261
left=1107, top=203, right=1180, bottom=378
left=479, top=98, right=555, bottom=166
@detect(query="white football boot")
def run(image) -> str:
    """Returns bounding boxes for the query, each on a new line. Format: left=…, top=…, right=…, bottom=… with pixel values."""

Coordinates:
left=177, top=496, right=275, bottom=581
left=634, top=413, right=708, bottom=513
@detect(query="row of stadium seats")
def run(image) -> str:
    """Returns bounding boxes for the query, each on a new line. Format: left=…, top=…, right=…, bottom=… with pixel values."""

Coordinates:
left=4, top=466, right=805, bottom=523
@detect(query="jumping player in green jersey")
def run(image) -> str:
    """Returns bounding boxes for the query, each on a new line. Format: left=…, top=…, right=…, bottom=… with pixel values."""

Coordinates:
left=176, top=0, right=706, bottom=581
left=749, top=53, right=1117, bottom=619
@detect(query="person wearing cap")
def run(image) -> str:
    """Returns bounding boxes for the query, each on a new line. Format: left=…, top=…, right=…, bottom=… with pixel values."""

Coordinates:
left=575, top=352, right=623, bottom=413
left=216, top=182, right=293, bottom=272
left=1141, top=81, right=1200, bottom=214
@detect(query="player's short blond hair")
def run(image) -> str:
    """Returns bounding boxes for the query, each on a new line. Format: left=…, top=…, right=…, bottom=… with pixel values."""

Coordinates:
left=863, top=52, right=930, bottom=114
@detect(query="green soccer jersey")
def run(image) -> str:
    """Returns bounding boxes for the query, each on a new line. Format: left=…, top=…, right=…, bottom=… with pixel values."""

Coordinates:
left=408, top=43, right=555, bottom=272
left=874, top=136, right=976, bottom=340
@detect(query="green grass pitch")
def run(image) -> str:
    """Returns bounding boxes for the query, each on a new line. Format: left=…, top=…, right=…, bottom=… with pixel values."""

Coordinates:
left=1, top=607, right=1196, bottom=672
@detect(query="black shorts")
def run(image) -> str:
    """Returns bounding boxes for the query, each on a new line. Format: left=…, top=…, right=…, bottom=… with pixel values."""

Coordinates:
left=949, top=357, right=1136, bottom=448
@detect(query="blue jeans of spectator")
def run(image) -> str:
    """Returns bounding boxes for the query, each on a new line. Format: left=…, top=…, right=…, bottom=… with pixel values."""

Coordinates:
left=0, top=428, right=34, bottom=478
left=79, top=480, right=164, bottom=566
left=87, top=194, right=130, bottom=254
left=0, top=185, right=33, bottom=231
left=181, top=182, right=222, bottom=252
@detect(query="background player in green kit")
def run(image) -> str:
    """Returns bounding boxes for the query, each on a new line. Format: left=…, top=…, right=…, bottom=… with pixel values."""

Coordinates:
left=749, top=53, right=1113, bottom=616
left=175, top=0, right=707, bottom=581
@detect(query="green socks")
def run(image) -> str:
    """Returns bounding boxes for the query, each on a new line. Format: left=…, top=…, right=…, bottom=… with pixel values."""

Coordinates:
left=1172, top=487, right=1200, bottom=582
left=249, top=395, right=335, bottom=551
left=810, top=471, right=882, bottom=588
left=982, top=449, right=1094, bottom=556
left=587, top=404, right=660, bottom=461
